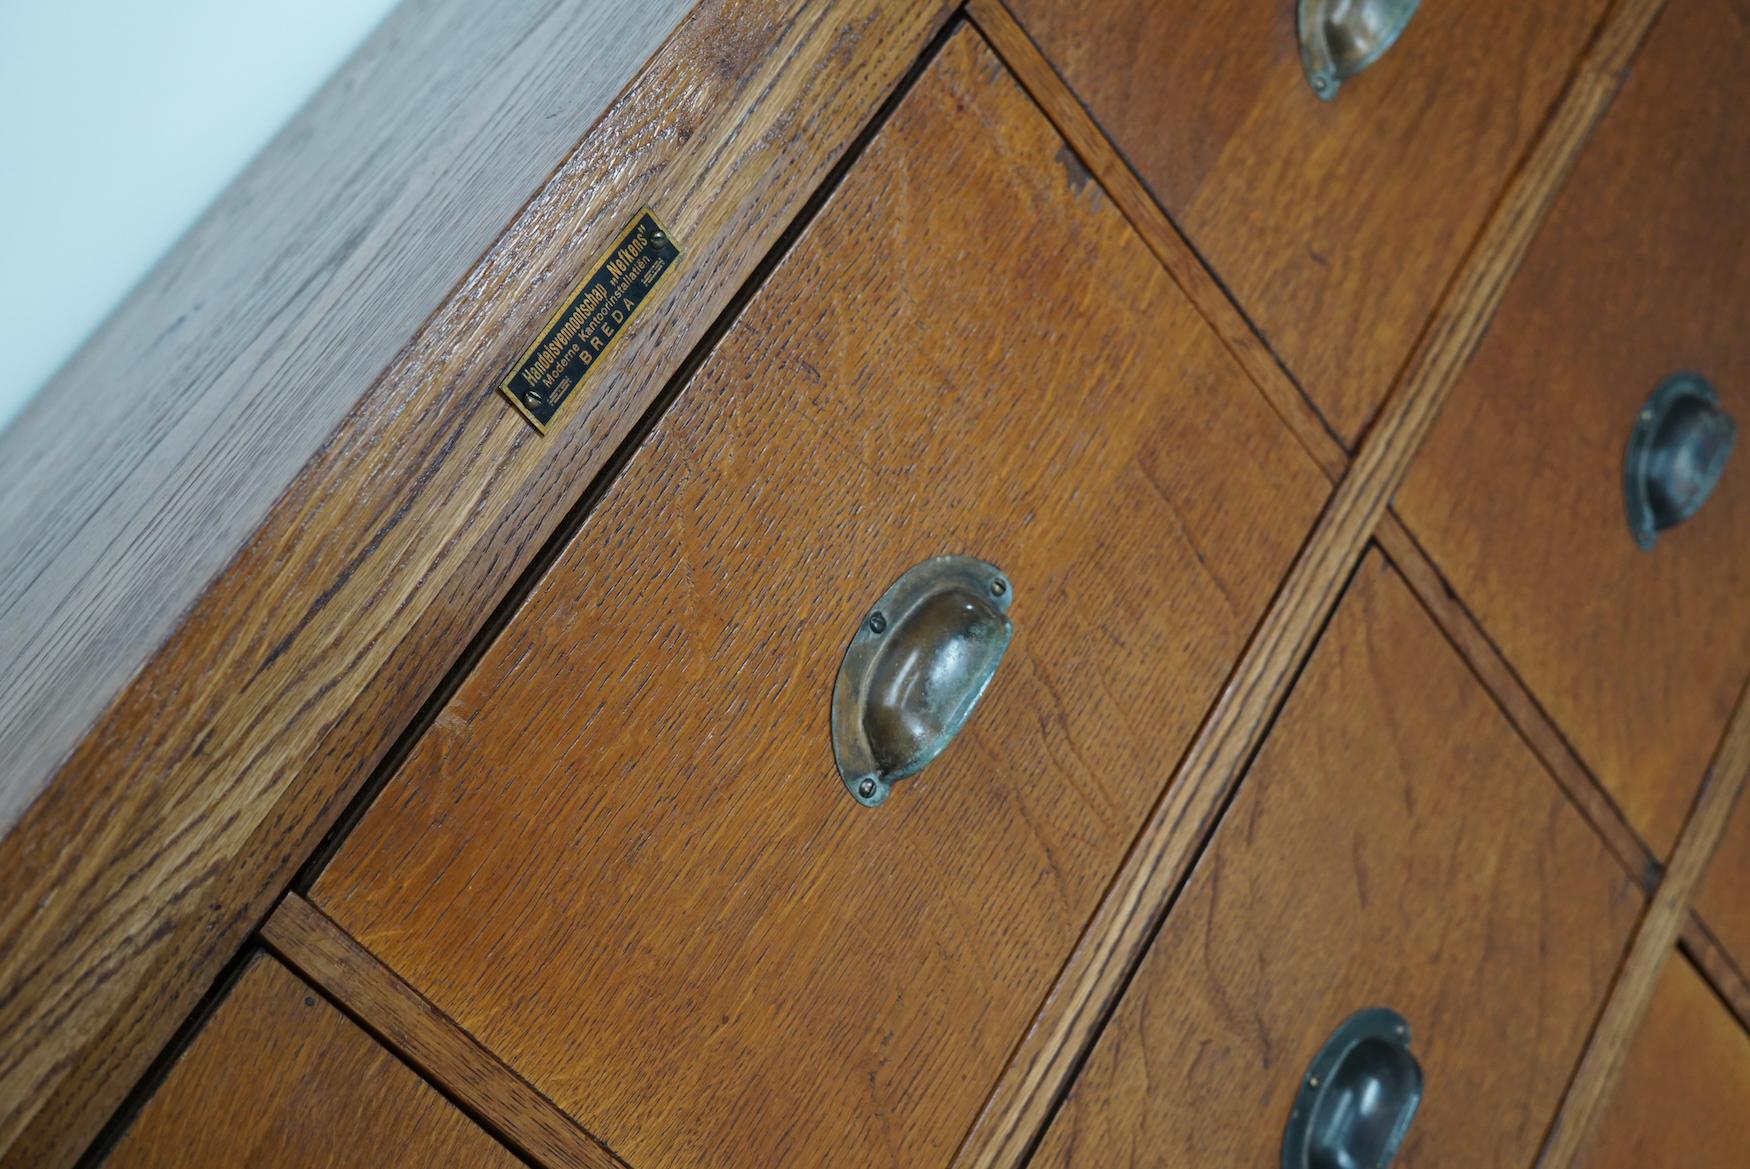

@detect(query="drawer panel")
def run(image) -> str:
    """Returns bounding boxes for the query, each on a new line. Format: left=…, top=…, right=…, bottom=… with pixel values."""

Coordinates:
left=1576, top=956, right=1750, bottom=1169
left=104, top=957, right=519, bottom=1169
left=1696, top=790, right=1750, bottom=978
left=1398, top=0, right=1750, bottom=856
left=310, top=26, right=1329, bottom=1169
left=1032, top=554, right=1639, bottom=1169
left=1004, top=0, right=1606, bottom=442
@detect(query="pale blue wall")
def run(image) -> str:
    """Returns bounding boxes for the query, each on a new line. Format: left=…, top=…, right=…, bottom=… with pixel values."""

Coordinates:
left=0, top=0, right=404, bottom=433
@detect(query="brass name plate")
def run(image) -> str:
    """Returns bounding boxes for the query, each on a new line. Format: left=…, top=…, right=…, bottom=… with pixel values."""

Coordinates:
left=499, top=209, right=681, bottom=432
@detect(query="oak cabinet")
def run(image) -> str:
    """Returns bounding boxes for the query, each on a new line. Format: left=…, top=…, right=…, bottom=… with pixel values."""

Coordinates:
left=305, top=26, right=1330, bottom=1168
left=1032, top=555, right=1641, bottom=1169
left=12, top=2, right=1747, bottom=1167
left=1399, top=0, right=1750, bottom=857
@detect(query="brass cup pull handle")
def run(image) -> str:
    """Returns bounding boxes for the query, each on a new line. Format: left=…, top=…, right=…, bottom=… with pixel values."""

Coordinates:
left=1282, top=1008, right=1423, bottom=1169
left=1625, top=372, right=1736, bottom=550
left=831, top=556, right=1013, bottom=807
left=1298, top=0, right=1422, bottom=100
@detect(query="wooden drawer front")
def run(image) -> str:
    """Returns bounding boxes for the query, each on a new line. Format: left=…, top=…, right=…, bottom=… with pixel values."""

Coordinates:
left=1003, top=0, right=1605, bottom=443
left=310, top=26, right=1328, bottom=1169
left=1033, top=554, right=1639, bottom=1169
left=104, top=957, right=519, bottom=1168
left=1696, top=790, right=1750, bottom=978
left=1576, top=956, right=1750, bottom=1169
left=1398, top=0, right=1750, bottom=857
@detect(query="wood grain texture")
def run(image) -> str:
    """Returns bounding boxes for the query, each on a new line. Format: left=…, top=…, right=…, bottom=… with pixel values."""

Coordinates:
left=950, top=4, right=1668, bottom=1166
left=1399, top=0, right=1750, bottom=857
left=1002, top=0, right=1610, bottom=443
left=0, top=0, right=692, bottom=835
left=0, top=2, right=953, bottom=1165
left=1032, top=555, right=1641, bottom=1169
left=103, top=955, right=523, bottom=1169
left=1571, top=956, right=1750, bottom=1169
left=964, top=0, right=1348, bottom=482
left=312, top=27, right=1329, bottom=1169
left=1695, top=759, right=1750, bottom=981
left=1377, top=512, right=1655, bottom=884
left=262, top=895, right=623, bottom=1169
left=1681, top=913, right=1750, bottom=1035
left=1536, top=680, right=1750, bottom=1169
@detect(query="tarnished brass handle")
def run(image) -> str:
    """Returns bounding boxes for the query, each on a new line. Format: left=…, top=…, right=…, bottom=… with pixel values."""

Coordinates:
left=1282, top=1008, right=1423, bottom=1169
left=831, top=556, right=1012, bottom=807
left=1625, top=373, right=1736, bottom=549
left=1298, top=0, right=1421, bottom=100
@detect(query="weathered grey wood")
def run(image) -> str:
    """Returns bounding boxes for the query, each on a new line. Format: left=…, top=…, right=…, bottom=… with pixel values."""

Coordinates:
left=0, top=0, right=690, bottom=834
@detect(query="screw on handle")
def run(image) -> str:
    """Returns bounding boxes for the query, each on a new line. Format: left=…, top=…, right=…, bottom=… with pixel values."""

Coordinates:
left=1282, top=1007, right=1422, bottom=1169
left=1624, top=373, right=1736, bottom=550
left=830, top=556, right=1013, bottom=807
left=1297, top=0, right=1422, bottom=101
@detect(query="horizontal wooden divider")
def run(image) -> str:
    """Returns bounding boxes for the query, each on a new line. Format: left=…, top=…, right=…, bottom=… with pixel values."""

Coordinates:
left=263, top=896, right=625, bottom=1169
left=953, top=1, right=1668, bottom=1165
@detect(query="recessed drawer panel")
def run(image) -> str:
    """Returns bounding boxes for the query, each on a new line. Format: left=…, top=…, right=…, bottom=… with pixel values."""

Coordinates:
left=1575, top=956, right=1750, bottom=1169
left=309, top=27, right=1329, bottom=1169
left=1004, top=0, right=1606, bottom=442
left=1398, top=0, right=1750, bottom=856
left=104, top=957, right=519, bottom=1169
left=1032, top=554, right=1639, bottom=1169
